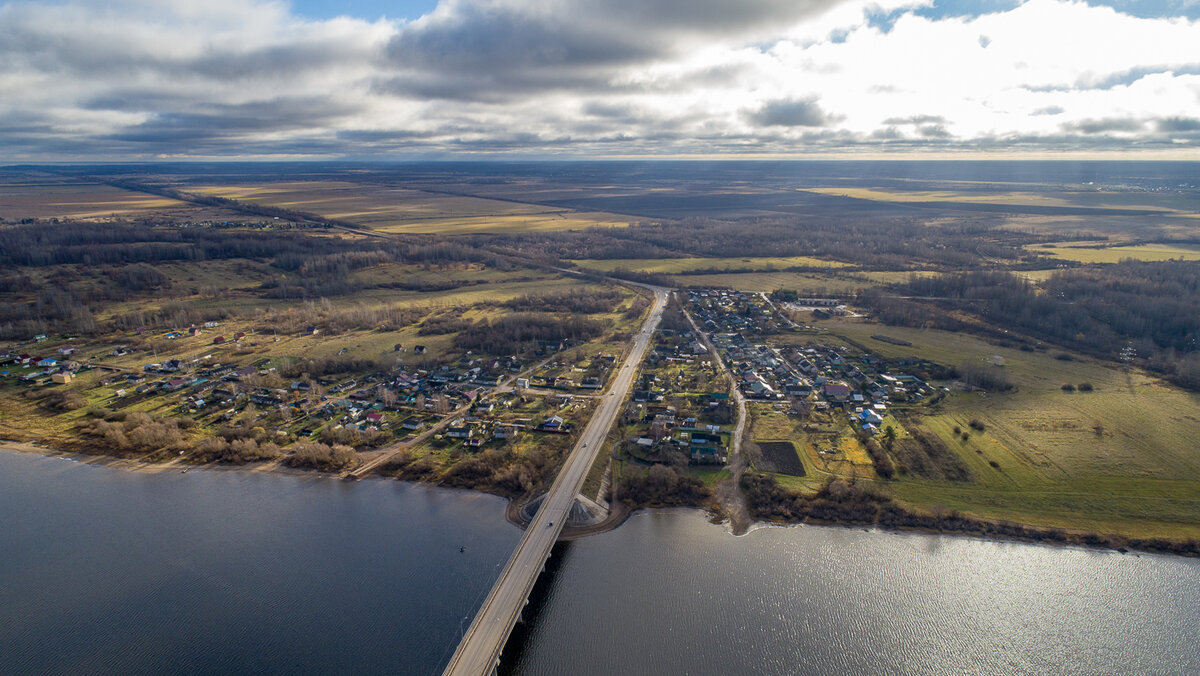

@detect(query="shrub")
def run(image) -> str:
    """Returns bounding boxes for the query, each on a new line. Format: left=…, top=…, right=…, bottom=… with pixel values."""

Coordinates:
left=285, top=442, right=357, bottom=471
left=1077, top=382, right=1094, bottom=392
left=191, top=437, right=281, bottom=464
left=42, top=388, right=87, bottom=411
left=1062, top=383, right=1076, bottom=392
left=968, top=419, right=985, bottom=432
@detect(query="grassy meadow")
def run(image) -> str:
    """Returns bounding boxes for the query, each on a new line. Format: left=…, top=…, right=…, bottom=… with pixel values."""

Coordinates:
left=818, top=317, right=1200, bottom=539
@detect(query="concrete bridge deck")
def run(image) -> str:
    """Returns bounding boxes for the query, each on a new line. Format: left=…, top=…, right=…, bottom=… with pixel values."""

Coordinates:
left=442, top=286, right=668, bottom=676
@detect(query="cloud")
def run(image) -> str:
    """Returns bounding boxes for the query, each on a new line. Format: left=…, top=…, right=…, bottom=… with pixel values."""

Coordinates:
left=1156, top=116, right=1200, bottom=132
left=1063, top=118, right=1145, bottom=134
left=746, top=98, right=840, bottom=127
left=0, top=0, right=1198, bottom=159
left=882, top=115, right=946, bottom=125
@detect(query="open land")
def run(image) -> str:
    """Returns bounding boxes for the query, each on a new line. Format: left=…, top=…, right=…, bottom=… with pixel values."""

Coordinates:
left=3, top=160, right=1200, bottom=554
left=185, top=181, right=636, bottom=234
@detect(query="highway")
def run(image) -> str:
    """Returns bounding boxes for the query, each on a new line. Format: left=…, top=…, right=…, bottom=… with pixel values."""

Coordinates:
left=442, top=285, right=669, bottom=676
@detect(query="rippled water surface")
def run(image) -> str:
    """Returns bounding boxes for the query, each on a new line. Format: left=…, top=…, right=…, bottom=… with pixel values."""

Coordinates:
left=3, top=452, right=1199, bottom=675
left=506, top=509, right=1200, bottom=676
left=0, top=452, right=519, bottom=675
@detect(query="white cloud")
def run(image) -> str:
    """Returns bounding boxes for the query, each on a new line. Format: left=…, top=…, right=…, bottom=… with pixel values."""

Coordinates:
left=0, top=0, right=1197, bottom=158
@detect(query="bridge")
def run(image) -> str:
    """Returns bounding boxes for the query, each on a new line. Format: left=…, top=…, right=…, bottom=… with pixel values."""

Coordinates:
left=442, top=285, right=669, bottom=676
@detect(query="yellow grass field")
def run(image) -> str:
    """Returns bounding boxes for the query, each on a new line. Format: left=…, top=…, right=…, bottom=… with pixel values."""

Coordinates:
left=799, top=186, right=1185, bottom=213
left=670, top=271, right=879, bottom=294
left=572, top=256, right=847, bottom=273
left=1035, top=242, right=1200, bottom=263
left=0, top=183, right=202, bottom=221
left=188, top=181, right=634, bottom=234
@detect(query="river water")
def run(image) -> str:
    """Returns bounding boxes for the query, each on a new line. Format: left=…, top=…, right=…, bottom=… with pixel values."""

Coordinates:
left=2, top=452, right=1198, bottom=675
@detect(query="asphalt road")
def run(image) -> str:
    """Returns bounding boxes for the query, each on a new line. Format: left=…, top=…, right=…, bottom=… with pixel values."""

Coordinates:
left=442, top=285, right=669, bottom=676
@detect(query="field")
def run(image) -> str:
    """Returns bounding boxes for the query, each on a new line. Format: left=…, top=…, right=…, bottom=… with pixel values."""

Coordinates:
left=572, top=256, right=848, bottom=273
left=756, top=441, right=805, bottom=476
left=798, top=186, right=1194, bottom=214
left=1035, top=241, right=1200, bottom=263
left=187, top=181, right=635, bottom=234
left=672, top=272, right=873, bottom=294
left=821, top=317, right=1200, bottom=539
left=0, top=182, right=244, bottom=222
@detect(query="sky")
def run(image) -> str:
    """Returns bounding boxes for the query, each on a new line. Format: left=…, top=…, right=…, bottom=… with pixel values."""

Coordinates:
left=1, top=0, right=1199, bottom=160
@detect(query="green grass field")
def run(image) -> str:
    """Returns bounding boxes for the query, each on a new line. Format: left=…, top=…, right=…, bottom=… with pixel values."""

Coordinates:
left=819, top=318, right=1200, bottom=539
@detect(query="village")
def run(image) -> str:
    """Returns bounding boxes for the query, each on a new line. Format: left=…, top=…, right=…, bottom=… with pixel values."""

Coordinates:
left=592, top=287, right=941, bottom=484
left=1, top=285, right=947, bottom=483
left=0, top=321, right=621, bottom=463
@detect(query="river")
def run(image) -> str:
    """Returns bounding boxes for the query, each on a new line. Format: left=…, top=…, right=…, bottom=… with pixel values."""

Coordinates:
left=2, top=452, right=1198, bottom=675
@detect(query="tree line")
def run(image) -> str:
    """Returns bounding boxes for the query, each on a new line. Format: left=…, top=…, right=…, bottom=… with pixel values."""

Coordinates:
left=867, top=262, right=1200, bottom=390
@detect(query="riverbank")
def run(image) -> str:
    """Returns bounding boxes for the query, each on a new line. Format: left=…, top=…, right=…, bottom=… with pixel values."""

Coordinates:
left=5, top=439, right=1199, bottom=556
left=742, top=472, right=1200, bottom=558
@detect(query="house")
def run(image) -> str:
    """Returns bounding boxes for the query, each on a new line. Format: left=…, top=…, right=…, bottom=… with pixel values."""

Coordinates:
left=37, top=358, right=57, bottom=368
left=447, top=421, right=471, bottom=439
left=494, top=424, right=521, bottom=440
left=204, top=321, right=220, bottom=329
left=821, top=383, right=851, bottom=403
left=51, top=372, right=73, bottom=384
left=860, top=409, right=884, bottom=426
left=580, top=377, right=602, bottom=389
left=235, top=331, right=246, bottom=340
left=250, top=392, right=283, bottom=406
left=365, top=412, right=384, bottom=424
left=212, top=336, right=226, bottom=345
left=401, top=417, right=423, bottom=431
left=57, top=346, right=77, bottom=357
left=538, top=415, right=565, bottom=431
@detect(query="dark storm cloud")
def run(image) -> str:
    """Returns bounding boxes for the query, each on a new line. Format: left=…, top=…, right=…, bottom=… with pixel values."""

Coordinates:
left=746, top=98, right=839, bottom=127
